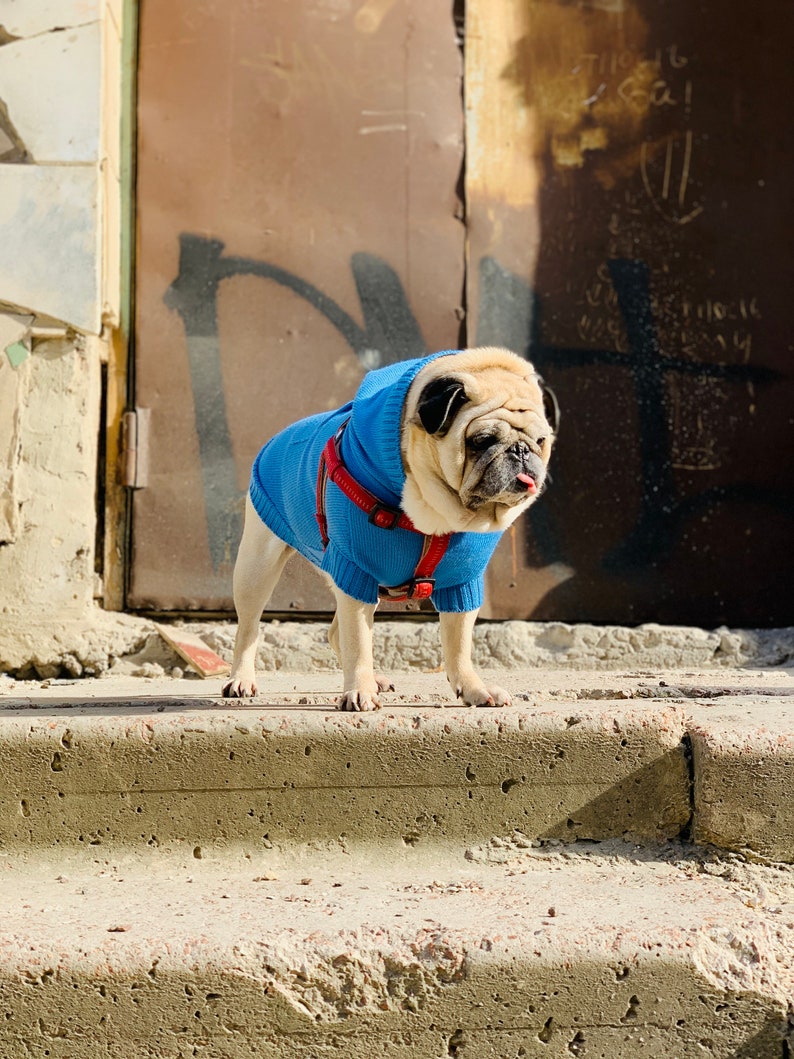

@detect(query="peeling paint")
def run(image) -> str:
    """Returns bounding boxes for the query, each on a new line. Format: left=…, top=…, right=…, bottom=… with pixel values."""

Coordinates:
left=4, top=340, right=28, bottom=367
left=503, top=0, right=657, bottom=179
left=0, top=97, right=30, bottom=162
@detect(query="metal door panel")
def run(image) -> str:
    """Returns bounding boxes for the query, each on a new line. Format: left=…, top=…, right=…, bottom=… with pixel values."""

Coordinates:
left=132, top=0, right=794, bottom=625
left=131, top=0, right=465, bottom=610
left=469, top=0, right=794, bottom=625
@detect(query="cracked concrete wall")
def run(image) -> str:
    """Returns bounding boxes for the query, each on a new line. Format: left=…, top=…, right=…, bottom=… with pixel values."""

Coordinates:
left=0, top=1, right=121, bottom=622
left=0, top=336, right=101, bottom=618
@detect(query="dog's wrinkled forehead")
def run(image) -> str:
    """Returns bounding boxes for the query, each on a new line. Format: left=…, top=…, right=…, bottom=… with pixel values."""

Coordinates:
left=416, top=366, right=552, bottom=438
left=471, top=365, right=544, bottom=411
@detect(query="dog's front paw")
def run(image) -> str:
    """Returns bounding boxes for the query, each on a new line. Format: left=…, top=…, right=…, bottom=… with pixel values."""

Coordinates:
left=337, top=688, right=381, bottom=712
left=455, top=680, right=512, bottom=708
left=485, top=684, right=512, bottom=707
left=222, top=677, right=257, bottom=698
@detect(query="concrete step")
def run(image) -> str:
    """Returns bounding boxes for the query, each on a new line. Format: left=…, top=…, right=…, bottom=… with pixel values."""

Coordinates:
left=0, top=844, right=791, bottom=1058
left=0, top=670, right=791, bottom=1057
left=0, top=670, right=791, bottom=861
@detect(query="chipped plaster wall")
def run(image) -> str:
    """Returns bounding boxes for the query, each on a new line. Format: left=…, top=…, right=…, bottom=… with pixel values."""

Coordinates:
left=0, top=334, right=101, bottom=613
left=0, top=1, right=121, bottom=625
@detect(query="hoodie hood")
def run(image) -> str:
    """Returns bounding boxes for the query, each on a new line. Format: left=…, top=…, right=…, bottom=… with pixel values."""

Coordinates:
left=343, top=350, right=458, bottom=504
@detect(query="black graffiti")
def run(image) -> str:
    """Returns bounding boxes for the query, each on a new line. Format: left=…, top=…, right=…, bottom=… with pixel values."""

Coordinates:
left=165, top=233, right=777, bottom=575
left=164, top=235, right=431, bottom=567
left=518, top=258, right=778, bottom=572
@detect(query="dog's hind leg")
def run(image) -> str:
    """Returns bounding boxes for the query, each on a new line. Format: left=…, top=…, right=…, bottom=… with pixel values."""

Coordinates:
left=328, top=611, right=341, bottom=663
left=222, top=495, right=293, bottom=698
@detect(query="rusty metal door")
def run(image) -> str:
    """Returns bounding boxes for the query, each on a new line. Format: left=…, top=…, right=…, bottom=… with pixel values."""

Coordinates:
left=466, top=0, right=794, bottom=625
left=130, top=0, right=465, bottom=611
left=132, top=0, right=794, bottom=625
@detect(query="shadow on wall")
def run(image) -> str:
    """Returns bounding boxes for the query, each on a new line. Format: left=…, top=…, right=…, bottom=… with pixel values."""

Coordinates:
left=496, top=0, right=794, bottom=626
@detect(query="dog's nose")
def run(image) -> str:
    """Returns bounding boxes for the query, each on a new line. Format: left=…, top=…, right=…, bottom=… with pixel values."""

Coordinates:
left=507, top=440, right=531, bottom=463
left=508, top=445, right=544, bottom=494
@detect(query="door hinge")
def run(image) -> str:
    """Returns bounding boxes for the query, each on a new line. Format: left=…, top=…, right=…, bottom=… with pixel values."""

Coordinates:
left=120, top=408, right=151, bottom=489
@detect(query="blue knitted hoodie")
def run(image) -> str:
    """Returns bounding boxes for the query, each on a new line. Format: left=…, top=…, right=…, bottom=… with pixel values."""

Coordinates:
left=249, top=352, right=502, bottom=611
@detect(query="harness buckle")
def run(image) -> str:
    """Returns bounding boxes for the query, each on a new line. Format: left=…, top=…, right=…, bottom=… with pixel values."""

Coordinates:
left=407, top=577, right=435, bottom=600
left=368, top=502, right=401, bottom=530
left=378, top=578, right=435, bottom=602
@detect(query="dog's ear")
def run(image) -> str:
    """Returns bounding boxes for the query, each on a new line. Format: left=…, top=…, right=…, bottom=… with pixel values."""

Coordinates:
left=416, top=375, right=470, bottom=436
left=539, top=378, right=560, bottom=436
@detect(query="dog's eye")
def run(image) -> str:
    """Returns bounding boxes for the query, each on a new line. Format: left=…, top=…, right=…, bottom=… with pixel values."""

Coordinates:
left=536, top=437, right=546, bottom=447
left=468, top=433, right=498, bottom=452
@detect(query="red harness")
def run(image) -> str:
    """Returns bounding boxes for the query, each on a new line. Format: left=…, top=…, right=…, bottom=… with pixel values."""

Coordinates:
left=315, top=420, right=451, bottom=601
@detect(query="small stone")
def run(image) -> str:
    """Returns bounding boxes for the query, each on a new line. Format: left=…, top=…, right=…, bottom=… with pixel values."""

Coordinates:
left=132, top=662, right=165, bottom=678
left=62, top=655, right=83, bottom=677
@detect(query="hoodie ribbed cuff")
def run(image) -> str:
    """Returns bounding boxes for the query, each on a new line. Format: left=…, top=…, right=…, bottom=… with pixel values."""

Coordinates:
left=432, top=576, right=485, bottom=613
left=321, top=545, right=380, bottom=605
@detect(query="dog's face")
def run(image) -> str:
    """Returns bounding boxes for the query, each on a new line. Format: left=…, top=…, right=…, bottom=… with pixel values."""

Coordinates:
left=401, top=347, right=558, bottom=535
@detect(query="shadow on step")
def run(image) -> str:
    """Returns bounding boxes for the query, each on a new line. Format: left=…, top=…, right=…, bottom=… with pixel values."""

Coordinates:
left=537, top=747, right=691, bottom=847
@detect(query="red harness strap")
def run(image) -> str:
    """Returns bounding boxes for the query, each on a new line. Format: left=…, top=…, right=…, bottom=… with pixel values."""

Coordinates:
left=315, top=420, right=451, bottom=602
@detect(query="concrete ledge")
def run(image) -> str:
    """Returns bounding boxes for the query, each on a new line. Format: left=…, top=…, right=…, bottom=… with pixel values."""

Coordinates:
left=0, top=699, right=690, bottom=854
left=2, top=671, right=793, bottom=861
left=0, top=847, right=790, bottom=1058
left=690, top=701, right=794, bottom=863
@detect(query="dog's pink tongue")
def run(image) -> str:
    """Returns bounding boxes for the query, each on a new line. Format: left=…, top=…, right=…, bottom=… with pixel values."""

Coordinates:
left=517, top=473, right=537, bottom=493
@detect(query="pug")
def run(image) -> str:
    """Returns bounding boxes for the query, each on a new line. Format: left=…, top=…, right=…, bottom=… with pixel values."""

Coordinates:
left=222, top=346, right=557, bottom=710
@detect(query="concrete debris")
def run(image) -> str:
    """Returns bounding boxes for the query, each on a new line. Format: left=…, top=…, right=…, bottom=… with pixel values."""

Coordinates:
left=188, top=619, right=794, bottom=674
left=1, top=615, right=793, bottom=686
left=8, top=615, right=791, bottom=681
left=0, top=610, right=151, bottom=680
